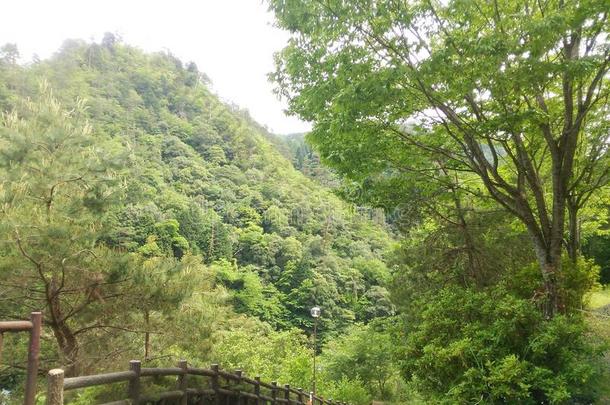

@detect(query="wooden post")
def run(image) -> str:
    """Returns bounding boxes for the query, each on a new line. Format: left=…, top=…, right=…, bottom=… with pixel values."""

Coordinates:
left=235, top=370, right=243, bottom=405
left=271, top=381, right=278, bottom=405
left=284, top=384, right=290, bottom=405
left=46, top=369, right=64, bottom=405
left=297, top=388, right=304, bottom=404
left=178, top=360, right=188, bottom=405
left=128, top=360, right=141, bottom=402
left=25, top=312, right=42, bottom=405
left=254, top=376, right=262, bottom=405
left=211, top=364, right=221, bottom=405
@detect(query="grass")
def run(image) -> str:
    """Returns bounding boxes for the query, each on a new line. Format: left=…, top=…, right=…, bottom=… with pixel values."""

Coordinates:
left=587, top=286, right=610, bottom=310
left=584, top=285, right=610, bottom=403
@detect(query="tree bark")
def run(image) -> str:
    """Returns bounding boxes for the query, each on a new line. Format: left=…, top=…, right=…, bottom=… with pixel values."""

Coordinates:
left=47, top=280, right=81, bottom=377
left=49, top=318, right=81, bottom=377
left=566, top=198, right=580, bottom=262
left=531, top=237, right=562, bottom=318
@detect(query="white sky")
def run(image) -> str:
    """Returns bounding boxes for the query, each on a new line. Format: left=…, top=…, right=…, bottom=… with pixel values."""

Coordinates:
left=0, top=0, right=310, bottom=134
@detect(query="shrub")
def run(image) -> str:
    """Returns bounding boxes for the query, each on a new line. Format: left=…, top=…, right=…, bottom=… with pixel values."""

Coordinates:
left=398, top=286, right=604, bottom=403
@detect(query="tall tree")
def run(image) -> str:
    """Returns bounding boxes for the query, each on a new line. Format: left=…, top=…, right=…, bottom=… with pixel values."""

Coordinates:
left=270, top=0, right=610, bottom=317
left=0, top=85, right=129, bottom=375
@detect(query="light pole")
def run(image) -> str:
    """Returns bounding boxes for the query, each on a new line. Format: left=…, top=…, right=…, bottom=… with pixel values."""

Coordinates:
left=310, top=306, right=320, bottom=397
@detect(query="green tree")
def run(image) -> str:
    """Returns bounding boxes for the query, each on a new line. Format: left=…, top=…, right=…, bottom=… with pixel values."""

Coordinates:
left=321, top=323, right=400, bottom=400
left=0, top=86, right=129, bottom=376
left=0, top=43, right=19, bottom=64
left=270, top=0, right=610, bottom=318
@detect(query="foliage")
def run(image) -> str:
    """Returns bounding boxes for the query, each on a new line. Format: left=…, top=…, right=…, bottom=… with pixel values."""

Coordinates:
left=210, top=324, right=312, bottom=389
left=269, top=1, right=610, bottom=400
left=318, top=377, right=371, bottom=405
left=270, top=0, right=610, bottom=319
left=0, top=38, right=395, bottom=401
left=584, top=232, right=610, bottom=285
left=0, top=86, right=133, bottom=376
left=321, top=322, right=401, bottom=400
left=397, top=285, right=603, bottom=403
left=387, top=201, right=607, bottom=401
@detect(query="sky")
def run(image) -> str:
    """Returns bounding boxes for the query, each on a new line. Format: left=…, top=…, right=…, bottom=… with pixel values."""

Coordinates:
left=0, top=0, right=311, bottom=134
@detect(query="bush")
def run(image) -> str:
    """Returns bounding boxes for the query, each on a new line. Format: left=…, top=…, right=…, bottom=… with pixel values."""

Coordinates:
left=398, top=286, right=604, bottom=403
left=319, top=376, right=372, bottom=405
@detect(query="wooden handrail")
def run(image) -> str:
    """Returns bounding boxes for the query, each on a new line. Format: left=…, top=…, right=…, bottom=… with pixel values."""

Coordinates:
left=63, top=371, right=136, bottom=390
left=0, top=320, right=34, bottom=332
left=47, top=360, right=350, bottom=405
left=140, top=367, right=183, bottom=376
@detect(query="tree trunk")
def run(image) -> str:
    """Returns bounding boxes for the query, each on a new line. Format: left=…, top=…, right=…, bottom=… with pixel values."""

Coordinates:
left=532, top=241, right=562, bottom=318
left=566, top=199, right=580, bottom=262
left=47, top=280, right=81, bottom=377
left=49, top=318, right=81, bottom=377
left=451, top=189, right=484, bottom=286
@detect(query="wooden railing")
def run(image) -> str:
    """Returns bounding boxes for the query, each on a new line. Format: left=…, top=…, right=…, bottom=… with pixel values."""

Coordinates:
left=47, top=360, right=348, bottom=405
left=0, top=312, right=42, bottom=405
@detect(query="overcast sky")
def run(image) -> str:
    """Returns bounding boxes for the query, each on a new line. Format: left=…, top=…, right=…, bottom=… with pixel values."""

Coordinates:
left=0, top=0, right=310, bottom=134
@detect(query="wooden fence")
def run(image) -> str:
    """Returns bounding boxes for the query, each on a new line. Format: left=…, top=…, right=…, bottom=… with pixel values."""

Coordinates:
left=47, top=360, right=348, bottom=405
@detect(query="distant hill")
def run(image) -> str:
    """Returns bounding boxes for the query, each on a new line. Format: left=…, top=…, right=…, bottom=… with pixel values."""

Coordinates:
left=0, top=38, right=395, bottom=334
left=281, top=133, right=341, bottom=189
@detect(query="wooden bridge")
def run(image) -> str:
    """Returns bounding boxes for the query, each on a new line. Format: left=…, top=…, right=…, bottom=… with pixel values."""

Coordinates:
left=1, top=312, right=347, bottom=405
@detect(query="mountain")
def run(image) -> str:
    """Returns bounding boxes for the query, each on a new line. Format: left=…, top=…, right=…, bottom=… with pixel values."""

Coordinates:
left=0, top=37, right=394, bottom=337
left=282, top=133, right=341, bottom=188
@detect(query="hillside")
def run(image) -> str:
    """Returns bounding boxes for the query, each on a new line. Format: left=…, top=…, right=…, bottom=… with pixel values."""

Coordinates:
left=282, top=133, right=340, bottom=189
left=0, top=38, right=396, bottom=401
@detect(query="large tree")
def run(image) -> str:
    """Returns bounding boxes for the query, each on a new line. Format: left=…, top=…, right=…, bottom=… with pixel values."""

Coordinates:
left=0, top=85, right=131, bottom=375
left=270, top=0, right=610, bottom=317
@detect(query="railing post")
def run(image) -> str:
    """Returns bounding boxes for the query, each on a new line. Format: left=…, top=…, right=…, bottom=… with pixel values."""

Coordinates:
left=46, top=369, right=64, bottom=405
left=297, top=388, right=304, bottom=404
left=178, top=359, right=188, bottom=405
left=254, top=376, right=262, bottom=405
left=212, top=364, right=221, bottom=405
left=25, top=312, right=42, bottom=405
left=271, top=381, right=278, bottom=405
left=284, top=384, right=290, bottom=404
left=128, top=360, right=141, bottom=403
left=235, top=370, right=243, bottom=405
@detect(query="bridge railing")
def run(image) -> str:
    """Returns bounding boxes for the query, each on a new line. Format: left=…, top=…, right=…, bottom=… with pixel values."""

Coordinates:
left=46, top=360, right=348, bottom=405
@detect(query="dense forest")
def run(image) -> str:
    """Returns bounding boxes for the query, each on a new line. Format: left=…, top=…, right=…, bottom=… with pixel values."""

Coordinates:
left=268, top=0, right=610, bottom=403
left=0, top=38, right=398, bottom=403
left=1, top=0, right=610, bottom=403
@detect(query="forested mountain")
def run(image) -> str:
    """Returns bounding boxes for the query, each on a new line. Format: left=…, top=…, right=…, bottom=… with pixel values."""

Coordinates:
left=282, top=133, right=340, bottom=188
left=2, top=0, right=609, bottom=400
left=0, top=38, right=396, bottom=402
